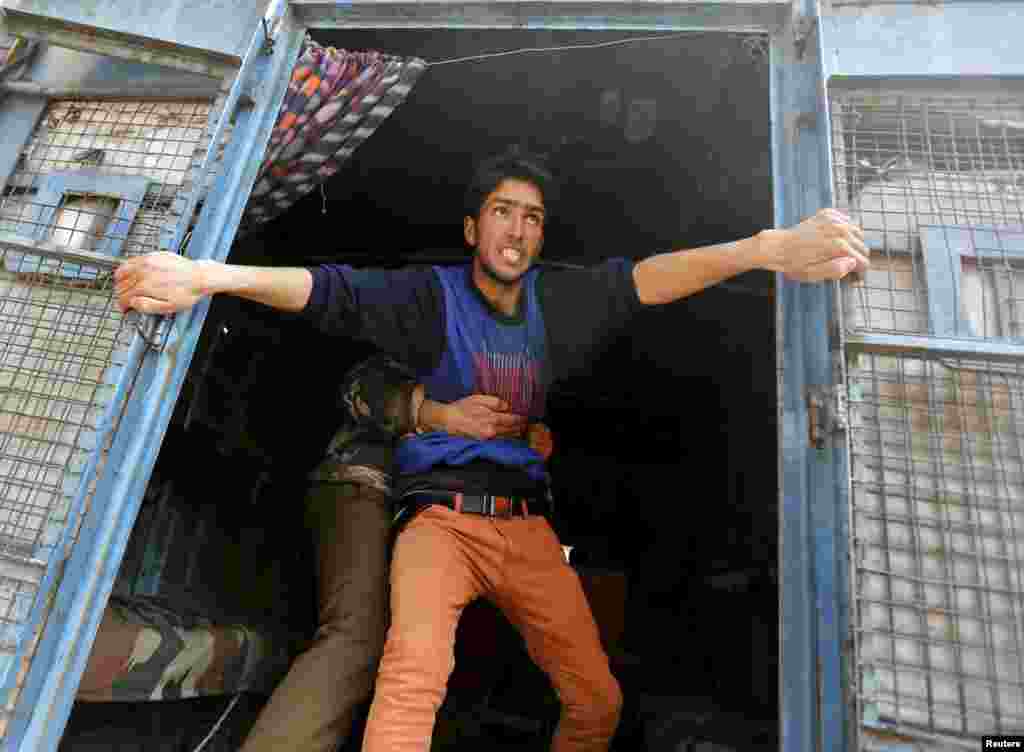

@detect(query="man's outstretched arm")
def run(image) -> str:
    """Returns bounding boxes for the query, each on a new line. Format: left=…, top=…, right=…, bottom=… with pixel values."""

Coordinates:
left=114, top=252, right=313, bottom=315
left=633, top=208, right=869, bottom=305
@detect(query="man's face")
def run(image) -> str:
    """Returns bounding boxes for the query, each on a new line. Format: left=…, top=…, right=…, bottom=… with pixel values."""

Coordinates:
left=465, top=178, right=545, bottom=285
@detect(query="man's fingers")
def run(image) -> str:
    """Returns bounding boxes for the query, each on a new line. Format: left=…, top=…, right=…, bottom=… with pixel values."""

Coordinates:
left=821, top=208, right=867, bottom=245
left=825, top=209, right=865, bottom=239
left=801, top=257, right=857, bottom=282
left=832, top=236, right=870, bottom=271
left=469, top=394, right=509, bottom=411
left=844, top=231, right=871, bottom=262
left=114, top=269, right=139, bottom=294
left=845, top=222, right=866, bottom=241
left=113, top=259, right=134, bottom=281
left=824, top=208, right=851, bottom=224
left=494, top=426, right=526, bottom=439
left=127, top=296, right=177, bottom=316
left=492, top=412, right=527, bottom=430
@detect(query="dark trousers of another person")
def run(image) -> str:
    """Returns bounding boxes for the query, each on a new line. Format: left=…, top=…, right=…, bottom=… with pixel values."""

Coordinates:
left=240, top=479, right=391, bottom=752
left=361, top=504, right=623, bottom=752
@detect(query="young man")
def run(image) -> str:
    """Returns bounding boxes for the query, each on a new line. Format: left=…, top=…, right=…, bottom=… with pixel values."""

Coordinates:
left=239, top=353, right=532, bottom=752
left=115, top=150, right=868, bottom=752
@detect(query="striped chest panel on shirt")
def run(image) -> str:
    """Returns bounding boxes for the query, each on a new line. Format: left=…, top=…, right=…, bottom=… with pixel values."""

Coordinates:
left=423, top=265, right=550, bottom=421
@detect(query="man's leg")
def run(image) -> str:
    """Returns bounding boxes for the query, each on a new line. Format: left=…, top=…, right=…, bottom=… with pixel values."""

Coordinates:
left=494, top=515, right=623, bottom=752
left=362, top=505, right=499, bottom=752
left=240, top=482, right=391, bottom=752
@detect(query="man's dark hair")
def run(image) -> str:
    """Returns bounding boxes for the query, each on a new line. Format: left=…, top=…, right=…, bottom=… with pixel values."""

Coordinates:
left=464, top=147, right=559, bottom=221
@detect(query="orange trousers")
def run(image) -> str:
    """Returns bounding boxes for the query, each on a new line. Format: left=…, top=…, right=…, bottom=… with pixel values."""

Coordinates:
left=361, top=504, right=622, bottom=752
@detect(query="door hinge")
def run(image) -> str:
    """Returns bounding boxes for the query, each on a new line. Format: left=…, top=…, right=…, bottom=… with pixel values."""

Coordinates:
left=807, top=384, right=848, bottom=449
left=829, top=320, right=842, bottom=352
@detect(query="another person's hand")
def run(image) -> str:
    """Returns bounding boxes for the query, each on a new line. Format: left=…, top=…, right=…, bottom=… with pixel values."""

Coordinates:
left=114, top=252, right=206, bottom=315
left=527, top=422, right=554, bottom=461
left=419, top=394, right=528, bottom=440
left=762, top=208, right=870, bottom=282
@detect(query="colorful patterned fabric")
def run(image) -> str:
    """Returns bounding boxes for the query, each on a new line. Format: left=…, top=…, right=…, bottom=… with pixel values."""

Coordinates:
left=77, top=595, right=294, bottom=702
left=241, top=38, right=427, bottom=230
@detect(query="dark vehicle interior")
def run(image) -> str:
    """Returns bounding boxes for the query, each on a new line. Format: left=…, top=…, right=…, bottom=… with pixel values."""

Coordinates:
left=59, top=30, right=779, bottom=752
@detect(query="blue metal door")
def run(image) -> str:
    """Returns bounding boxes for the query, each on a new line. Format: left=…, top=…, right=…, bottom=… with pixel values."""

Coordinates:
left=0, top=1, right=305, bottom=748
left=819, top=4, right=1024, bottom=749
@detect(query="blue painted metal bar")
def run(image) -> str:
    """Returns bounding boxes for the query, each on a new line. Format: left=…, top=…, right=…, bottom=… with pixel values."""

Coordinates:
left=2, top=1, right=304, bottom=749
left=290, top=0, right=788, bottom=31
left=809, top=4, right=854, bottom=744
left=821, top=2, right=1024, bottom=78
left=773, top=1, right=851, bottom=749
left=846, top=331, right=1024, bottom=361
left=0, top=95, right=46, bottom=190
left=771, top=22, right=817, bottom=752
left=165, top=47, right=254, bottom=256
left=1, top=0, right=268, bottom=78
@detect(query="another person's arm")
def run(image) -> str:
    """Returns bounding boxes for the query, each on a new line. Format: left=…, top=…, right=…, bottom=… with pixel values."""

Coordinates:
left=344, top=355, right=531, bottom=441
left=417, top=394, right=553, bottom=459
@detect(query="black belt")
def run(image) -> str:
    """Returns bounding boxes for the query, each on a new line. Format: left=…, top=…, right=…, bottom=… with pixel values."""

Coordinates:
left=402, top=490, right=550, bottom=519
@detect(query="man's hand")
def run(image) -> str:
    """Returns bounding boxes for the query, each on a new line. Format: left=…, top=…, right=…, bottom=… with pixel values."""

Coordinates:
left=114, top=254, right=312, bottom=315
left=114, top=252, right=206, bottom=315
left=526, top=423, right=554, bottom=461
left=634, top=207, right=871, bottom=305
left=419, top=395, right=528, bottom=440
left=761, top=208, right=870, bottom=283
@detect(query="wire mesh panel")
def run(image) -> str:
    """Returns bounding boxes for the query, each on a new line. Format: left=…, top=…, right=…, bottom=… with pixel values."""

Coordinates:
left=831, top=92, right=1024, bottom=342
left=832, top=87, right=1024, bottom=746
left=2, top=100, right=219, bottom=254
left=0, top=98, right=216, bottom=706
left=849, top=351, right=1024, bottom=738
left=828, top=0, right=995, bottom=6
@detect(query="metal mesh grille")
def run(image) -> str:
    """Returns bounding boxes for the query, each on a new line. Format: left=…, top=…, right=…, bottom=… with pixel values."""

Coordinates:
left=2, top=100, right=217, bottom=255
left=0, top=98, right=215, bottom=686
left=829, top=0, right=999, bottom=6
left=849, top=351, right=1024, bottom=738
left=831, top=92, right=1024, bottom=342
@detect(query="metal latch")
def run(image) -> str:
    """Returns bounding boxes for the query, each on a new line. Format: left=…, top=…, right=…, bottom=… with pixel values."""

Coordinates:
left=807, top=384, right=848, bottom=448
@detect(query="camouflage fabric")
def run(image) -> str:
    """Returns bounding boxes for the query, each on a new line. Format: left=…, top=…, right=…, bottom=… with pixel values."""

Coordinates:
left=77, top=595, right=293, bottom=702
left=310, top=354, right=418, bottom=494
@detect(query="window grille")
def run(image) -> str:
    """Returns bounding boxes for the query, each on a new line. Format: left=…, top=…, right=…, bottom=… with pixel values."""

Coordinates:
left=834, top=88, right=1024, bottom=743
left=0, top=97, right=217, bottom=718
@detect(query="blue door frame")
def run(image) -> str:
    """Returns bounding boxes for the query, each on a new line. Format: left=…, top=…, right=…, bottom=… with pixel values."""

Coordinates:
left=1, top=1, right=854, bottom=750
left=771, top=3, right=851, bottom=751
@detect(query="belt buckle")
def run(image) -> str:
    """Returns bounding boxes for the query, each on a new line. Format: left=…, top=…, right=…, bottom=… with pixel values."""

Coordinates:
left=487, top=495, right=514, bottom=519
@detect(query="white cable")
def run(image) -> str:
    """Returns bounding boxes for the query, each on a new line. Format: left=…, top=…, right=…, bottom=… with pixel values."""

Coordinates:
left=428, top=32, right=698, bottom=67
left=192, top=694, right=243, bottom=752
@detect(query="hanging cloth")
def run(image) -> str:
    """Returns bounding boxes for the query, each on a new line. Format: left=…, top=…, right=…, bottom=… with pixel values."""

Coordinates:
left=240, top=37, right=427, bottom=230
